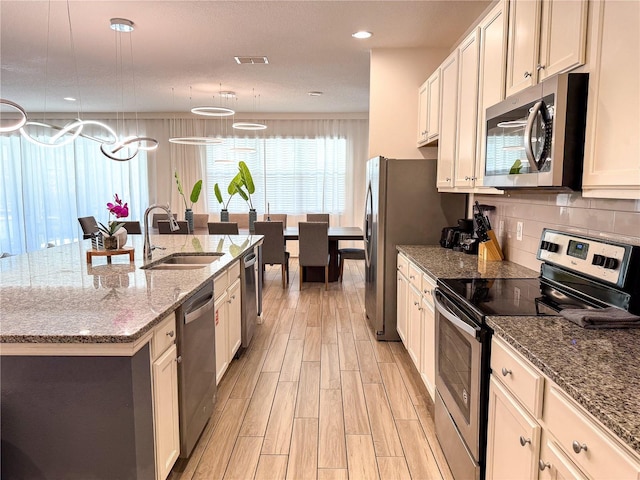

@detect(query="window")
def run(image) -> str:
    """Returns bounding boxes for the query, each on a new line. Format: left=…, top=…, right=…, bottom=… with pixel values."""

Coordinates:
left=205, top=135, right=347, bottom=215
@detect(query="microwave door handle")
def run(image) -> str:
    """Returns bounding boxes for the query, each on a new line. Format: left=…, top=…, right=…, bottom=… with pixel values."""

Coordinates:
left=524, top=101, right=544, bottom=172
left=434, top=296, right=479, bottom=339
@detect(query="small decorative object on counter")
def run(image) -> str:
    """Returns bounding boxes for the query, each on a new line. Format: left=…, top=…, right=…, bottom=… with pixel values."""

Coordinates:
left=97, top=193, right=129, bottom=250
left=175, top=171, right=202, bottom=233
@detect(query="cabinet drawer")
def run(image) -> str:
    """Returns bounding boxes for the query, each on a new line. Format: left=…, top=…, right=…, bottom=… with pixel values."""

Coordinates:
left=397, top=253, right=409, bottom=276
left=545, top=384, right=640, bottom=479
left=491, top=337, right=544, bottom=418
left=214, top=271, right=229, bottom=296
left=228, top=260, right=240, bottom=281
left=407, top=262, right=422, bottom=290
left=152, top=313, right=176, bottom=361
left=421, top=273, right=436, bottom=306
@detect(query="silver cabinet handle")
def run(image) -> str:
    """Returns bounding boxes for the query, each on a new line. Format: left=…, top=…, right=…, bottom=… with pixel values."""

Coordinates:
left=176, top=356, right=182, bottom=363
left=519, top=436, right=531, bottom=446
left=465, top=176, right=470, bottom=180
left=572, top=441, right=588, bottom=454
left=536, top=64, right=545, bottom=71
left=445, top=177, right=451, bottom=182
left=524, top=71, right=532, bottom=78
left=166, top=330, right=174, bottom=338
left=414, top=301, right=419, bottom=306
left=539, top=460, right=551, bottom=471
left=501, top=367, right=512, bottom=377
left=409, top=275, right=415, bottom=279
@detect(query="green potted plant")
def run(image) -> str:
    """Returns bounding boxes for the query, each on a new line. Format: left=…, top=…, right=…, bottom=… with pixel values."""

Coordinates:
left=97, top=193, right=128, bottom=249
left=174, top=170, right=202, bottom=233
left=213, top=181, right=240, bottom=222
left=232, top=161, right=257, bottom=232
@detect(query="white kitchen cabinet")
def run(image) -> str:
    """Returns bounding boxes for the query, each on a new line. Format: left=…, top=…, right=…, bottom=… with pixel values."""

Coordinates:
left=454, top=28, right=481, bottom=189
left=227, top=277, right=242, bottom=358
left=538, top=432, right=589, bottom=480
left=486, top=376, right=541, bottom=480
left=582, top=0, right=640, bottom=199
left=436, top=50, right=458, bottom=190
left=506, top=0, right=587, bottom=97
left=407, top=284, right=423, bottom=367
left=214, top=261, right=241, bottom=384
left=419, top=273, right=436, bottom=401
left=151, top=314, right=180, bottom=480
left=214, top=290, right=229, bottom=384
left=474, top=0, right=508, bottom=191
left=417, top=80, right=429, bottom=145
left=418, top=69, right=441, bottom=147
left=396, top=270, right=408, bottom=345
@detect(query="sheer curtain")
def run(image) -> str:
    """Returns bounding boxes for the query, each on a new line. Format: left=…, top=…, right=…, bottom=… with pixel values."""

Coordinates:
left=0, top=119, right=149, bottom=255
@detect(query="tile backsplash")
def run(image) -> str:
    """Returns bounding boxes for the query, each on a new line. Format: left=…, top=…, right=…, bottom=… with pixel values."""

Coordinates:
left=475, top=192, right=640, bottom=271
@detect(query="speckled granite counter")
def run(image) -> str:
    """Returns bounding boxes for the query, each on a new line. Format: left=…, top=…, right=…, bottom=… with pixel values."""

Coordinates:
left=0, top=233, right=261, bottom=344
left=397, top=245, right=640, bottom=455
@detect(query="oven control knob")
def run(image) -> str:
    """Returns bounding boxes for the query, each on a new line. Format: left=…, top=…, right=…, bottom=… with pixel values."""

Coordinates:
left=592, top=254, right=606, bottom=266
left=604, top=257, right=619, bottom=270
left=546, top=242, right=560, bottom=253
left=540, top=240, right=550, bottom=251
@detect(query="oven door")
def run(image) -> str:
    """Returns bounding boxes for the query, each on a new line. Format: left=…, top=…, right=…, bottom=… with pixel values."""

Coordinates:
left=434, top=288, right=483, bottom=467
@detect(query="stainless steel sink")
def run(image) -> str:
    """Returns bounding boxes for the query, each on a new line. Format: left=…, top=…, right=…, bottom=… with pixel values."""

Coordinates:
left=142, top=253, right=224, bottom=270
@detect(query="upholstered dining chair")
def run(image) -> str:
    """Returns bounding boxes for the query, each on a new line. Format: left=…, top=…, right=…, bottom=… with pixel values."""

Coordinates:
left=208, top=222, right=239, bottom=234
left=298, top=221, right=329, bottom=290
left=193, top=213, right=209, bottom=229
left=118, top=221, right=142, bottom=234
left=338, top=247, right=365, bottom=282
left=158, top=220, right=189, bottom=234
left=228, top=213, right=249, bottom=229
left=306, top=213, right=329, bottom=224
left=152, top=212, right=177, bottom=228
left=254, top=221, right=289, bottom=289
left=264, top=213, right=287, bottom=228
left=78, top=216, right=100, bottom=239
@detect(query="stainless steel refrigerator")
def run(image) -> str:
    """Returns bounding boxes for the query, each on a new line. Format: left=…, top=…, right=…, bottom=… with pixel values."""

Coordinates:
left=364, top=156, right=466, bottom=341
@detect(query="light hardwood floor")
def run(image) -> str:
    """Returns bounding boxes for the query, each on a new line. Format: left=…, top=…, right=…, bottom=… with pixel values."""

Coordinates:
left=170, top=258, right=453, bottom=480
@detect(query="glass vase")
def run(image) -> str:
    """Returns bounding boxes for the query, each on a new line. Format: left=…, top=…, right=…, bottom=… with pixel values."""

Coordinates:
left=102, top=234, right=118, bottom=250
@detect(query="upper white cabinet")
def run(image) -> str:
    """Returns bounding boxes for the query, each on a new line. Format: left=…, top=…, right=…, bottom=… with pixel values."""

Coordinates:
left=417, top=69, right=441, bottom=146
left=417, top=81, right=429, bottom=145
left=436, top=50, right=459, bottom=190
left=582, top=0, right=640, bottom=199
left=475, top=0, right=509, bottom=190
left=506, top=0, right=588, bottom=97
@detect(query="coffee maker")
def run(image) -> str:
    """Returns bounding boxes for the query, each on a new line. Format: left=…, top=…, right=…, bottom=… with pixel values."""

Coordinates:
left=439, top=219, right=478, bottom=254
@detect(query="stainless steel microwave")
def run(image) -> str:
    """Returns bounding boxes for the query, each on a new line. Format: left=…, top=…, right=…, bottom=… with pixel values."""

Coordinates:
left=484, top=73, right=588, bottom=190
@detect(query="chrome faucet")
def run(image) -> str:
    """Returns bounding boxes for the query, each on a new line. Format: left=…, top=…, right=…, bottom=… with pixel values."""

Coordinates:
left=143, top=203, right=180, bottom=260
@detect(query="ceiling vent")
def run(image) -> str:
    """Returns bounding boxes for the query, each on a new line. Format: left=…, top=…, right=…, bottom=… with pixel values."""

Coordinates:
left=234, top=56, right=269, bottom=65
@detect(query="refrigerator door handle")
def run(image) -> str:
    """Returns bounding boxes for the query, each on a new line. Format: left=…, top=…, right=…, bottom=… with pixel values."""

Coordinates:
left=363, top=182, right=373, bottom=267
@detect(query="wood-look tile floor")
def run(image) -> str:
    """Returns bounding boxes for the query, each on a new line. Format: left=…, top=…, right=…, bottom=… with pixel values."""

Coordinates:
left=170, top=259, right=453, bottom=480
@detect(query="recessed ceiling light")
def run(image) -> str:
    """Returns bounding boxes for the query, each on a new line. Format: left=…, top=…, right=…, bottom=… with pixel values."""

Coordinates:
left=308, top=91, right=323, bottom=97
left=234, top=56, right=269, bottom=65
left=63, top=97, right=76, bottom=102
left=352, top=31, right=372, bottom=39
left=110, top=18, right=134, bottom=33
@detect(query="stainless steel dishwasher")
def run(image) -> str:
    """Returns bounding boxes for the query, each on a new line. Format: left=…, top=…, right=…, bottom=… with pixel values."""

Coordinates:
left=176, top=282, right=216, bottom=459
left=240, top=251, right=258, bottom=349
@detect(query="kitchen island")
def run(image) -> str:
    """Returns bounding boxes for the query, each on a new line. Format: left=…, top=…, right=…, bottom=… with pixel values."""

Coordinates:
left=397, top=245, right=640, bottom=457
left=0, top=233, right=262, bottom=480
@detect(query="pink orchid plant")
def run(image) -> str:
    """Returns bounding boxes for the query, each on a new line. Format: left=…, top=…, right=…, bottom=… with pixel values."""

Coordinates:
left=98, top=194, right=129, bottom=236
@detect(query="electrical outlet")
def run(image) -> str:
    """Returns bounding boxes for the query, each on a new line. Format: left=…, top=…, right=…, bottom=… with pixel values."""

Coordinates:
left=498, top=220, right=504, bottom=237
left=516, top=221, right=524, bottom=241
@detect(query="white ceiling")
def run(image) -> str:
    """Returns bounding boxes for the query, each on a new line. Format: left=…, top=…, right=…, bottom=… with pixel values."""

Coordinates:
left=0, top=0, right=491, bottom=115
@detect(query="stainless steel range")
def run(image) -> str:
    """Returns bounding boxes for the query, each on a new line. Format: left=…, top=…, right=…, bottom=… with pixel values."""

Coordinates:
left=433, top=228, right=640, bottom=480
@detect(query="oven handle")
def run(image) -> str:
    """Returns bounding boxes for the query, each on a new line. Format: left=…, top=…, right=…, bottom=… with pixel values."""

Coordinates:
left=434, top=295, right=480, bottom=339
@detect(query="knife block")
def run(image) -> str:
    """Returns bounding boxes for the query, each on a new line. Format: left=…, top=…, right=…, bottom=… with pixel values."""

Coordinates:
left=478, top=230, right=504, bottom=262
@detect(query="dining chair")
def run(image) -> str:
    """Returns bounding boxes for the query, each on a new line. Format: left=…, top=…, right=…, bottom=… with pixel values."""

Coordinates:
left=264, top=213, right=287, bottom=228
left=228, top=213, right=249, bottom=229
left=193, top=213, right=209, bottom=229
left=254, top=221, right=289, bottom=289
left=152, top=212, right=177, bottom=228
left=306, top=213, right=329, bottom=224
left=298, top=221, right=329, bottom=290
left=338, top=247, right=365, bottom=282
left=158, top=220, right=189, bottom=234
left=118, top=221, right=142, bottom=234
left=78, top=216, right=100, bottom=239
left=208, top=222, right=239, bottom=234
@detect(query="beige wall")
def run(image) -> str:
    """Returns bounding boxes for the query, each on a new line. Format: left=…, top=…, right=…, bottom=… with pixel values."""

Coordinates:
left=475, top=192, right=640, bottom=271
left=369, top=47, right=448, bottom=160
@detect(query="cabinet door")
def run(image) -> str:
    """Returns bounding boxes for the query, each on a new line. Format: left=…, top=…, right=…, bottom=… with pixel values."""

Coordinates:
left=582, top=0, right=640, bottom=199
left=538, top=0, right=588, bottom=81
left=214, top=292, right=229, bottom=385
left=539, top=433, right=589, bottom=480
left=486, top=376, right=541, bottom=480
left=396, top=271, right=408, bottom=345
left=426, top=69, right=441, bottom=143
left=153, top=344, right=180, bottom=480
left=475, top=1, right=508, bottom=190
left=420, top=294, right=435, bottom=401
left=407, top=285, right=422, bottom=368
left=417, top=80, right=429, bottom=145
left=454, top=28, right=481, bottom=189
left=506, top=0, right=541, bottom=97
left=437, top=50, right=459, bottom=190
left=227, top=278, right=242, bottom=359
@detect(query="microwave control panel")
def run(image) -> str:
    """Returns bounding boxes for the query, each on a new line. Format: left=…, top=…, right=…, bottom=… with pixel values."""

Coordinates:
left=537, top=229, right=630, bottom=287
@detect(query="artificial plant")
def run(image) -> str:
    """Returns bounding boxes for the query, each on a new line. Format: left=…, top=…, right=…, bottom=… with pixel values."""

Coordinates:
left=174, top=170, right=203, bottom=210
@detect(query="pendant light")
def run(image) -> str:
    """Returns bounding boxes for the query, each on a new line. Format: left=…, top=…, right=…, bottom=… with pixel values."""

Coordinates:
left=169, top=87, right=223, bottom=146
left=232, top=89, right=267, bottom=131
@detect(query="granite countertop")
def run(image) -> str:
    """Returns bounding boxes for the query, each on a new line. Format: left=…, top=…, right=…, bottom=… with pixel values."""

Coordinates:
left=397, top=245, right=640, bottom=455
left=0, top=234, right=262, bottom=344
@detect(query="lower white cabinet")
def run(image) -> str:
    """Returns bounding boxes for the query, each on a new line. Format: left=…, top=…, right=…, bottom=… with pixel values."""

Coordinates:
left=227, top=278, right=242, bottom=357
left=214, top=261, right=242, bottom=385
left=214, top=290, right=229, bottom=384
left=419, top=274, right=436, bottom=400
left=151, top=314, right=180, bottom=480
left=407, top=285, right=423, bottom=367
left=396, top=269, right=408, bottom=344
